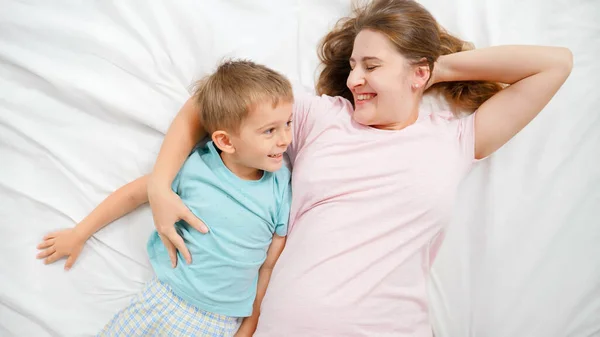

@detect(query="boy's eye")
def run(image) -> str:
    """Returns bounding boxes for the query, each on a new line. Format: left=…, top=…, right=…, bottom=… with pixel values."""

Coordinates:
left=286, top=120, right=292, bottom=127
left=264, top=128, right=275, bottom=135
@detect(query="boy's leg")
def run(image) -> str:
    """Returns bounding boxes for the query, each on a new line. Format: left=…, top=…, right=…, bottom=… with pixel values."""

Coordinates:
left=159, top=280, right=242, bottom=336
left=97, top=277, right=241, bottom=337
left=97, top=277, right=167, bottom=337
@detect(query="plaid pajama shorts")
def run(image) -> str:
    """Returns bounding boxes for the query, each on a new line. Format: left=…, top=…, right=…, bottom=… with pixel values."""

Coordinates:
left=97, top=278, right=242, bottom=337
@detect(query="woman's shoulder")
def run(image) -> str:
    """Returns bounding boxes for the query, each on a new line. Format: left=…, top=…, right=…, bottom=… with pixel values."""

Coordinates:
left=426, top=110, right=476, bottom=138
left=420, top=93, right=474, bottom=127
left=293, top=90, right=352, bottom=113
left=295, top=92, right=353, bottom=130
left=427, top=110, right=459, bottom=123
left=287, top=90, right=354, bottom=160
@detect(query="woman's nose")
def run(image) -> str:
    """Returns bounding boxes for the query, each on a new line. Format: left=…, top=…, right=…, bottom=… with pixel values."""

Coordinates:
left=346, top=69, right=365, bottom=89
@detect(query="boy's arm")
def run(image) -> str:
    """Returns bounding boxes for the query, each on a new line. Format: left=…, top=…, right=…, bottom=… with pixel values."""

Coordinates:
left=74, top=174, right=150, bottom=240
left=37, top=175, right=150, bottom=269
left=235, top=235, right=287, bottom=336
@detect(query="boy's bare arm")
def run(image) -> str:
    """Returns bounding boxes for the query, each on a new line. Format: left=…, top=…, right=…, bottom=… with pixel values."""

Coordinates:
left=37, top=175, right=150, bottom=270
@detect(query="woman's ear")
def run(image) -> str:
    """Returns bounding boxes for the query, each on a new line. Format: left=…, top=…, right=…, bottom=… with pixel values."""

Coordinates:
left=412, top=57, right=431, bottom=90
left=212, top=131, right=235, bottom=154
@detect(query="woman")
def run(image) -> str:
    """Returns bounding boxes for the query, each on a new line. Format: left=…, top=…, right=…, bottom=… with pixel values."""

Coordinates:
left=146, top=0, right=571, bottom=336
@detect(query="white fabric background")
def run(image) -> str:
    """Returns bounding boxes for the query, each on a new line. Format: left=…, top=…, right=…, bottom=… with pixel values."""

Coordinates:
left=0, top=1, right=598, bottom=336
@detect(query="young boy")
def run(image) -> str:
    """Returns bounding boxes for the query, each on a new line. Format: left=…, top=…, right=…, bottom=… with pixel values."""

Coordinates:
left=36, top=60, right=294, bottom=336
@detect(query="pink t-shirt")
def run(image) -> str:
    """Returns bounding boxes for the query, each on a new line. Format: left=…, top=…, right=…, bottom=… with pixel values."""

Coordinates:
left=255, top=93, right=476, bottom=337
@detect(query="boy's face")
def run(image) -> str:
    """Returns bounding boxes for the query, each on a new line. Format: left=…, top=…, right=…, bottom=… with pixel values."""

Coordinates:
left=228, top=101, right=293, bottom=173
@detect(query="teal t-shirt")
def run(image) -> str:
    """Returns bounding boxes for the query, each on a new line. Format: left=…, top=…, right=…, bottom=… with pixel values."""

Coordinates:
left=147, top=141, right=291, bottom=317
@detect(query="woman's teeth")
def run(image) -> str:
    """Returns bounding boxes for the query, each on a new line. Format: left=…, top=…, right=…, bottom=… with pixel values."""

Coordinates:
left=357, top=93, right=376, bottom=101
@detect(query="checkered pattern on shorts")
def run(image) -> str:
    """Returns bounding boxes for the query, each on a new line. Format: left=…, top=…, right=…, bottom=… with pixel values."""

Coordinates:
left=97, top=277, right=241, bottom=337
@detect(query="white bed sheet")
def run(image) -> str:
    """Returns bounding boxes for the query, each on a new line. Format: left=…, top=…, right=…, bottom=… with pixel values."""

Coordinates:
left=1, top=1, right=598, bottom=336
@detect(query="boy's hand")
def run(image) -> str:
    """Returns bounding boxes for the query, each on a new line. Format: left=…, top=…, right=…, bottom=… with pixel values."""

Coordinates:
left=36, top=228, right=86, bottom=270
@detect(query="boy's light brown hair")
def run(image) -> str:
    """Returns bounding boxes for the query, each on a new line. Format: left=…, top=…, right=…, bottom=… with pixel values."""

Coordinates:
left=194, top=60, right=294, bottom=134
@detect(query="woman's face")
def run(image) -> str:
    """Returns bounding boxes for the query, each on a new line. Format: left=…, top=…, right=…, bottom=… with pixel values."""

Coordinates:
left=347, top=29, right=416, bottom=129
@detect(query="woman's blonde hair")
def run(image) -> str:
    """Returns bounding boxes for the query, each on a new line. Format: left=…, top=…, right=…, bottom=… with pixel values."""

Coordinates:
left=317, top=0, right=502, bottom=113
left=194, top=60, right=293, bottom=134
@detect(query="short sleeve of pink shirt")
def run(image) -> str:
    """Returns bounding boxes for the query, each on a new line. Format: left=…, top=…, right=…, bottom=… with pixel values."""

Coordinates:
left=258, top=92, right=477, bottom=337
left=286, top=91, right=337, bottom=164
left=289, top=91, right=477, bottom=168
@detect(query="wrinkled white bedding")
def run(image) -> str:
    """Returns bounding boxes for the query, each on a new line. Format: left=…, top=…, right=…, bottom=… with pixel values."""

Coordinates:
left=1, top=1, right=598, bottom=336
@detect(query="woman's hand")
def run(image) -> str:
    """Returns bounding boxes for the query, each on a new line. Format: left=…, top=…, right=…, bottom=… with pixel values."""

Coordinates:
left=425, top=58, right=446, bottom=90
left=146, top=96, right=208, bottom=267
left=147, top=185, right=208, bottom=267
left=436, top=45, right=572, bottom=158
left=36, top=228, right=86, bottom=270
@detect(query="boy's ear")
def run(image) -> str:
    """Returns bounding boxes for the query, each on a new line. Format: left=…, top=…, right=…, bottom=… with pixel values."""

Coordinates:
left=212, top=130, right=235, bottom=154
